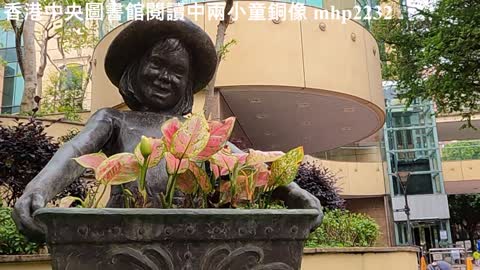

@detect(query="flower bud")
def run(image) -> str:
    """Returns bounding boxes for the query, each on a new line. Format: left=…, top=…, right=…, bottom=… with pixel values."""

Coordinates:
left=140, top=136, right=152, bottom=158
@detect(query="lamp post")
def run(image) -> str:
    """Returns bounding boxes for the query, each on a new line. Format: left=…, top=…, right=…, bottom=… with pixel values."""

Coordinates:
left=397, top=171, right=413, bottom=246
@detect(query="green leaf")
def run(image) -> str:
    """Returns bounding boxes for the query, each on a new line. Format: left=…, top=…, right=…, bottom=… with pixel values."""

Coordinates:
left=269, top=146, right=304, bottom=187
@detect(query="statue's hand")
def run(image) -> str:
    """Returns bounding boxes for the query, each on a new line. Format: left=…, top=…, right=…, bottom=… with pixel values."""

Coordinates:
left=12, top=191, right=46, bottom=242
left=272, top=182, right=323, bottom=231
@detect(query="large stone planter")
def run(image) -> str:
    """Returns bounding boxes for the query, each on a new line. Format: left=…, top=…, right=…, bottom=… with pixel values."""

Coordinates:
left=34, top=208, right=319, bottom=270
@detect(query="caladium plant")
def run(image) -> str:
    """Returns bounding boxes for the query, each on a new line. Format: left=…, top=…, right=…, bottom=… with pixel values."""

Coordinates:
left=71, top=114, right=304, bottom=209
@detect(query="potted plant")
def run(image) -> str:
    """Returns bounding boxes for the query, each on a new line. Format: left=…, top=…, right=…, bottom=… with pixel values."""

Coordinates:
left=34, top=114, right=321, bottom=270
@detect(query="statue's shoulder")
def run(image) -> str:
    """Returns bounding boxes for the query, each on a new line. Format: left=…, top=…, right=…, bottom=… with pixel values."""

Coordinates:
left=88, top=108, right=122, bottom=122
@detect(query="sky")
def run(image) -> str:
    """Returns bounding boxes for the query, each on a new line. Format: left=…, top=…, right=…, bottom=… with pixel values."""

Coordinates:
left=406, top=0, right=437, bottom=16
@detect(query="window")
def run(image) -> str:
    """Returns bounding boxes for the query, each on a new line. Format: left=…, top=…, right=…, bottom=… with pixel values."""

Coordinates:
left=1, top=61, right=23, bottom=114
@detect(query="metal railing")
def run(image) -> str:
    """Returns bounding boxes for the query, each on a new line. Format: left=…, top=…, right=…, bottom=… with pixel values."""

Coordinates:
left=429, top=247, right=470, bottom=270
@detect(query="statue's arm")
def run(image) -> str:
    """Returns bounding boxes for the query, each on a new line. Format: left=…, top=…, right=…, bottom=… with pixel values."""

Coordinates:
left=227, top=142, right=323, bottom=229
left=13, top=108, right=116, bottom=240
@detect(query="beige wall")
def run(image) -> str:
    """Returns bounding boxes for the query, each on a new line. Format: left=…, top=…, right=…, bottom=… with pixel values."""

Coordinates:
left=305, top=156, right=386, bottom=196
left=90, top=1, right=384, bottom=121
left=302, top=248, right=419, bottom=270
left=442, top=160, right=480, bottom=182
left=0, top=262, right=51, bottom=270
left=0, top=255, right=51, bottom=270
left=0, top=115, right=84, bottom=139
left=0, top=249, right=419, bottom=270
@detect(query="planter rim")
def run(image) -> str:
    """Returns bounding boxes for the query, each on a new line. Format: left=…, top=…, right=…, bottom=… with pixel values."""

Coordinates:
left=34, top=207, right=320, bottom=217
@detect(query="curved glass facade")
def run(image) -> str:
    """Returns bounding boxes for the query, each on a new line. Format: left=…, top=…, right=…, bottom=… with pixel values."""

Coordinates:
left=0, top=9, right=24, bottom=114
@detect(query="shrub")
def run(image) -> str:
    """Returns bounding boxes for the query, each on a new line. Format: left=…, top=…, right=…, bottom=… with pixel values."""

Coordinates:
left=0, top=118, right=59, bottom=206
left=57, top=128, right=80, bottom=144
left=306, top=209, right=380, bottom=248
left=0, top=207, right=41, bottom=255
left=294, top=162, right=345, bottom=210
left=0, top=119, right=91, bottom=207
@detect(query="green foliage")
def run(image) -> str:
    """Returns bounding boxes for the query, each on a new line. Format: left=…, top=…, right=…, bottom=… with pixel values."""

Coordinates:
left=306, top=209, right=380, bottom=248
left=448, top=194, right=480, bottom=244
left=40, top=65, right=86, bottom=121
left=57, top=128, right=80, bottom=144
left=219, top=39, right=238, bottom=60
left=442, top=140, right=480, bottom=161
left=372, top=0, right=480, bottom=127
left=0, top=207, right=41, bottom=255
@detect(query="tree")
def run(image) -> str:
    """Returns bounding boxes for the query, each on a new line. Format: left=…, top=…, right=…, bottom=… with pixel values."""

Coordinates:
left=203, top=0, right=235, bottom=119
left=0, top=0, right=99, bottom=113
left=448, top=194, right=480, bottom=251
left=20, top=9, right=37, bottom=113
left=40, top=63, right=87, bottom=121
left=373, top=0, right=480, bottom=128
left=294, top=162, right=345, bottom=210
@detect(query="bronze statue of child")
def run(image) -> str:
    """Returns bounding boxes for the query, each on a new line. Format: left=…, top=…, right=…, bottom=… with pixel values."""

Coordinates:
left=13, top=17, right=322, bottom=241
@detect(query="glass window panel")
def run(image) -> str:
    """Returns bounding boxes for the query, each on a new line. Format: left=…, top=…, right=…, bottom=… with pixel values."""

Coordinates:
left=6, top=31, right=15, bottom=48
left=2, top=77, right=14, bottom=107
left=13, top=76, right=24, bottom=105
left=306, top=0, right=323, bottom=8
left=10, top=105, right=20, bottom=114
left=4, top=48, right=19, bottom=62
left=0, top=32, right=7, bottom=48
left=4, top=63, right=16, bottom=77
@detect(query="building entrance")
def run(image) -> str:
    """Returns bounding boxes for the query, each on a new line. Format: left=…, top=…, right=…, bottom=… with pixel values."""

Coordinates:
left=396, top=220, right=451, bottom=250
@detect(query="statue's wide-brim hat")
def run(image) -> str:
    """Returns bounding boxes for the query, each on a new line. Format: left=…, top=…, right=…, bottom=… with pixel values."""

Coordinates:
left=105, top=17, right=217, bottom=94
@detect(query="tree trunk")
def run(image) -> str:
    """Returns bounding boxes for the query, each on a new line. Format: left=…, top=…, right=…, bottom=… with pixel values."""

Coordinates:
left=203, top=0, right=233, bottom=119
left=469, top=230, right=477, bottom=251
left=11, top=20, right=25, bottom=76
left=35, top=16, right=54, bottom=102
left=79, top=56, right=93, bottom=109
left=36, top=38, right=49, bottom=101
left=20, top=17, right=37, bottom=113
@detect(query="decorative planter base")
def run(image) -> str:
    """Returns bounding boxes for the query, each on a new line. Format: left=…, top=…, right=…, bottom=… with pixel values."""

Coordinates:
left=34, top=208, right=319, bottom=270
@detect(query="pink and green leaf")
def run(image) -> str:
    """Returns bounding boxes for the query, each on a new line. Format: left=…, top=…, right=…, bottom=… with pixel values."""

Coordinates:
left=210, top=163, right=230, bottom=179
left=73, top=152, right=107, bottom=171
left=134, top=137, right=165, bottom=168
left=165, top=152, right=189, bottom=174
left=210, top=150, right=239, bottom=174
left=255, top=170, right=270, bottom=187
left=95, top=153, right=141, bottom=185
left=171, top=114, right=210, bottom=159
left=188, top=162, right=211, bottom=192
left=236, top=175, right=253, bottom=201
left=246, top=149, right=285, bottom=166
left=161, top=117, right=181, bottom=150
left=268, top=146, right=304, bottom=187
left=176, top=170, right=198, bottom=194
left=195, top=117, right=236, bottom=160
left=59, top=196, right=83, bottom=208
left=233, top=152, right=248, bottom=166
